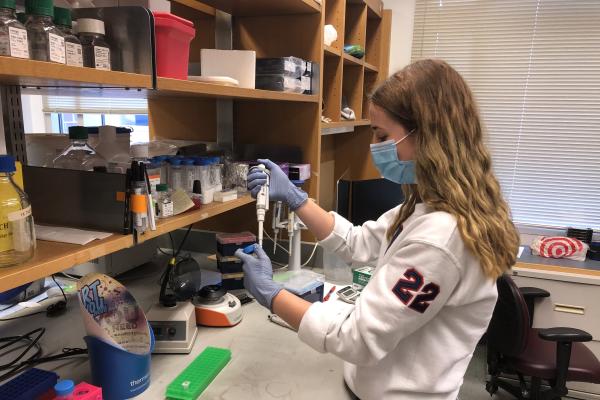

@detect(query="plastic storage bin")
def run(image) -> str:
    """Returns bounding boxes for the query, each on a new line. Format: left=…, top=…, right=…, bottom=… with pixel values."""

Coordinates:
left=153, top=12, right=195, bottom=80
left=216, top=232, right=256, bottom=257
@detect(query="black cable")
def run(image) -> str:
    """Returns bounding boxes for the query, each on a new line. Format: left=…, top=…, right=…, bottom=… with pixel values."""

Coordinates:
left=0, top=328, right=87, bottom=382
left=159, top=225, right=194, bottom=303
left=157, top=247, right=171, bottom=256
left=175, top=224, right=193, bottom=257
left=51, top=275, right=68, bottom=303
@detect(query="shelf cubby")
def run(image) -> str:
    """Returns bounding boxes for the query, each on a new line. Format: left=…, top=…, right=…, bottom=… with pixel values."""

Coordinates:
left=323, top=56, right=343, bottom=122
left=342, top=64, right=365, bottom=122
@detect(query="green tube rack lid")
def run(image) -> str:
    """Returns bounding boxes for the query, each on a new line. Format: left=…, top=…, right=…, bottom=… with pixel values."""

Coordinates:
left=166, top=347, right=232, bottom=400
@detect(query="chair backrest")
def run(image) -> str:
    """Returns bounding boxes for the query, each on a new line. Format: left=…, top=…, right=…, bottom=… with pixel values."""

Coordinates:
left=486, top=275, right=531, bottom=356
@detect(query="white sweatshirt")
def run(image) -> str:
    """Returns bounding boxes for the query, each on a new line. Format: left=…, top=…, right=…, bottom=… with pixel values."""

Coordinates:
left=298, top=204, right=497, bottom=400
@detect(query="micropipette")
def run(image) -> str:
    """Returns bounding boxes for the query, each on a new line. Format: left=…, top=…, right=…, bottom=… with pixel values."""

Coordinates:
left=249, top=164, right=270, bottom=247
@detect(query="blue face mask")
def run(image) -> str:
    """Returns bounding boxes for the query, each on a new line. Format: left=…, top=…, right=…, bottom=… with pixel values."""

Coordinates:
left=370, top=134, right=416, bottom=184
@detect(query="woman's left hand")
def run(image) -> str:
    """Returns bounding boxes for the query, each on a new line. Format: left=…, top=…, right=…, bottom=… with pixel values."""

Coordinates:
left=235, top=245, right=283, bottom=310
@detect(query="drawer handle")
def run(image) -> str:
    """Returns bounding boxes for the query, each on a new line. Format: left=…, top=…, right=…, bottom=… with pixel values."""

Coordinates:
left=554, top=303, right=585, bottom=315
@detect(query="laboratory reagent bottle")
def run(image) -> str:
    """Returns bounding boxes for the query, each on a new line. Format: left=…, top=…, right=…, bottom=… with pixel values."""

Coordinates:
left=0, top=155, right=36, bottom=267
left=25, top=0, right=65, bottom=63
left=77, top=18, right=110, bottom=70
left=53, top=126, right=107, bottom=171
left=0, top=0, right=29, bottom=59
left=54, top=7, right=82, bottom=67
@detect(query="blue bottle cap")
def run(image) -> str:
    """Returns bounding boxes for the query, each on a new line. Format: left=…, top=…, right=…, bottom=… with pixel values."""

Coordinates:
left=169, top=159, right=182, bottom=166
left=54, top=379, right=75, bottom=396
left=243, top=244, right=256, bottom=254
left=182, top=159, right=195, bottom=166
left=195, top=157, right=210, bottom=166
left=0, top=155, right=16, bottom=173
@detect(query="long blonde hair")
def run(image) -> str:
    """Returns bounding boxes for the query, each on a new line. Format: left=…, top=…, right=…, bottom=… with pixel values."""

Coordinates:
left=370, top=59, right=519, bottom=279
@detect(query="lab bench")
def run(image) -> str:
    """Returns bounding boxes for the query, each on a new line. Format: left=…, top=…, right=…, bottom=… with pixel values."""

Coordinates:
left=512, top=247, right=600, bottom=399
left=0, top=261, right=351, bottom=400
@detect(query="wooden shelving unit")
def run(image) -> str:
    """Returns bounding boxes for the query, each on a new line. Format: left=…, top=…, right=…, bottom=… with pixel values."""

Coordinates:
left=0, top=56, right=152, bottom=90
left=319, top=0, right=391, bottom=211
left=322, top=119, right=371, bottom=129
left=0, top=235, right=134, bottom=292
left=0, top=0, right=391, bottom=291
left=153, top=77, right=319, bottom=102
left=324, top=45, right=341, bottom=57
left=137, top=196, right=254, bottom=243
left=194, top=0, right=320, bottom=16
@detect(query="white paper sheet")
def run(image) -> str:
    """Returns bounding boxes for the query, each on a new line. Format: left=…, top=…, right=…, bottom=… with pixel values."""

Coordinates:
left=35, top=225, right=112, bottom=245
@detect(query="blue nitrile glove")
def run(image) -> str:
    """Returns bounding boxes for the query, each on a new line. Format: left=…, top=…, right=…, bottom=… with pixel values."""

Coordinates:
left=247, top=159, right=308, bottom=211
left=235, top=244, right=283, bottom=311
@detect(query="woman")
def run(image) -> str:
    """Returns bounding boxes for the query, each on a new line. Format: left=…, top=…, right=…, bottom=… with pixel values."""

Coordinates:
left=234, top=59, right=520, bottom=400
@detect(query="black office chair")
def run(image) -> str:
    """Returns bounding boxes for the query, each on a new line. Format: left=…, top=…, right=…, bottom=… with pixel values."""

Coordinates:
left=486, top=275, right=600, bottom=399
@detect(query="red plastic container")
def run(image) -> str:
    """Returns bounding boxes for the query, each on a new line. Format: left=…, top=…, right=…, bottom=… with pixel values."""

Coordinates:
left=153, top=12, right=195, bottom=80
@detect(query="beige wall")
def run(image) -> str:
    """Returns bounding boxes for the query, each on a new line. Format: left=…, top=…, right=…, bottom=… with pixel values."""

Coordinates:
left=384, top=0, right=416, bottom=74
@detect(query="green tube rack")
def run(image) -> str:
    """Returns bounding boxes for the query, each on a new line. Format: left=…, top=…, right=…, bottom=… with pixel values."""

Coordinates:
left=166, top=347, right=232, bottom=400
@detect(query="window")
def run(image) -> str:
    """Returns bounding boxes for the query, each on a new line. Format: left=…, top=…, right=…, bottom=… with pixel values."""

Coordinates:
left=49, top=112, right=150, bottom=143
left=411, top=0, right=600, bottom=230
left=41, top=95, right=150, bottom=143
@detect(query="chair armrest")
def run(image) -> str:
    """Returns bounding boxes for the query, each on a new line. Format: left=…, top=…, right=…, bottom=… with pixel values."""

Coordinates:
left=520, top=287, right=550, bottom=328
left=519, top=287, right=550, bottom=299
left=538, top=327, right=593, bottom=343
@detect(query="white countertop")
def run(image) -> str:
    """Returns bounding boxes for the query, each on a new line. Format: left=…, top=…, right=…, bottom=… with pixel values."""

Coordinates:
left=0, top=261, right=351, bottom=400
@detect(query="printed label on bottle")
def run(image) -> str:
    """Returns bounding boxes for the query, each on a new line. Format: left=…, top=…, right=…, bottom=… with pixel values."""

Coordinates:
left=48, top=33, right=66, bottom=64
left=0, top=206, right=32, bottom=253
left=7, top=205, right=32, bottom=222
left=94, top=46, right=111, bottom=70
left=302, top=75, right=311, bottom=92
left=0, top=215, right=12, bottom=253
left=8, top=27, right=29, bottom=59
left=65, top=42, right=83, bottom=67
left=158, top=201, right=173, bottom=218
left=148, top=174, right=160, bottom=192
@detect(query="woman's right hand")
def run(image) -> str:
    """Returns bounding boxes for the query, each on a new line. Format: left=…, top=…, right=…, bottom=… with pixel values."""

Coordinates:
left=247, top=159, right=308, bottom=211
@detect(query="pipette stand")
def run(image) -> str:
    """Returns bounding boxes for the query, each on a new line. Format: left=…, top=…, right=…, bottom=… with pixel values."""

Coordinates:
left=272, top=201, right=307, bottom=271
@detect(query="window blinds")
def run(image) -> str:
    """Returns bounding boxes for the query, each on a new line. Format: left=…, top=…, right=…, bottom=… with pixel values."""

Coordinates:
left=43, top=96, right=148, bottom=115
left=411, top=0, right=600, bottom=230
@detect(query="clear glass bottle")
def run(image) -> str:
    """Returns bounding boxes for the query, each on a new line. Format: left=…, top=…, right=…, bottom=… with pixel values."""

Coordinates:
left=25, top=0, right=65, bottom=63
left=0, top=0, right=30, bottom=59
left=53, top=7, right=82, bottom=67
left=77, top=18, right=110, bottom=70
left=53, top=126, right=107, bottom=171
left=155, top=183, right=173, bottom=219
left=0, top=155, right=36, bottom=267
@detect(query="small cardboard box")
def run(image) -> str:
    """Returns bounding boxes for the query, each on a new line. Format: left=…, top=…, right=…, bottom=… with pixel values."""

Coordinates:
left=352, top=266, right=374, bottom=289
